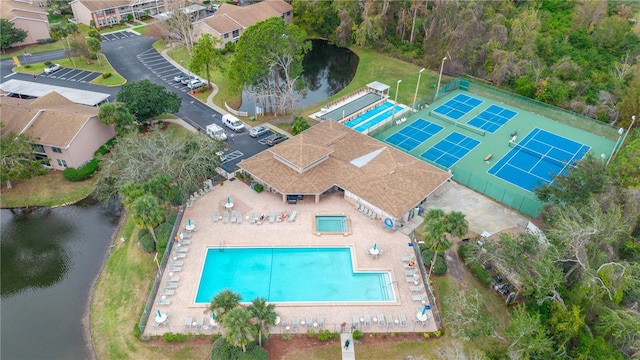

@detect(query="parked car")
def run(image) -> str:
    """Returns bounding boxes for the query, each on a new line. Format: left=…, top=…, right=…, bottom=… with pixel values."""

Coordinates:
left=173, top=74, right=187, bottom=82
left=181, top=75, right=197, bottom=85
left=187, top=79, right=205, bottom=90
left=267, top=134, right=288, bottom=146
left=44, top=64, right=61, bottom=74
left=249, top=125, right=269, bottom=138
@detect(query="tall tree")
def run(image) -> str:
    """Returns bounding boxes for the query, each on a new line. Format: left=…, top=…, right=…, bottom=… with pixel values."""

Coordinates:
left=164, top=4, right=196, bottom=55
left=209, top=289, right=242, bottom=324
left=86, top=37, right=102, bottom=67
left=422, top=208, right=448, bottom=278
left=291, top=116, right=310, bottom=135
left=95, top=128, right=224, bottom=203
left=229, top=17, right=311, bottom=117
left=190, top=34, right=222, bottom=90
left=247, top=297, right=277, bottom=346
left=222, top=307, right=255, bottom=353
left=0, top=130, right=48, bottom=189
left=0, top=19, right=28, bottom=50
left=130, top=194, right=164, bottom=247
left=116, top=80, right=181, bottom=122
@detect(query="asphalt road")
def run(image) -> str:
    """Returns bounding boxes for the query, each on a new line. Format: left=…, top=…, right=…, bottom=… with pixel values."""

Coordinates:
left=1, top=32, right=271, bottom=171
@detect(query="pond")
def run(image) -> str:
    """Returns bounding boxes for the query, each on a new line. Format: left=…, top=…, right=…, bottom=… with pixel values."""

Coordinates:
left=0, top=199, right=120, bottom=359
left=238, top=39, right=359, bottom=114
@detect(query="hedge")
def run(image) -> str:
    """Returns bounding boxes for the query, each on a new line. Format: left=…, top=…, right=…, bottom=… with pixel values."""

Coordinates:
left=210, top=337, right=268, bottom=360
left=62, top=158, right=99, bottom=182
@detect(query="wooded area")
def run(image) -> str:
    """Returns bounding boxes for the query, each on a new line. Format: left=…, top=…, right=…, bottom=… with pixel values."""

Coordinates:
left=292, top=0, right=640, bottom=127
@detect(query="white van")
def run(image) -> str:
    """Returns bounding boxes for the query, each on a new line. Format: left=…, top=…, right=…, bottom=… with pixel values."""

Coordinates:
left=222, top=114, right=245, bottom=132
left=206, top=123, right=227, bottom=141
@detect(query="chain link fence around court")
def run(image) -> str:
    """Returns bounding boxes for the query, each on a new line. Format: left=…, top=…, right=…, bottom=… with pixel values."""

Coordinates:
left=138, top=206, right=185, bottom=338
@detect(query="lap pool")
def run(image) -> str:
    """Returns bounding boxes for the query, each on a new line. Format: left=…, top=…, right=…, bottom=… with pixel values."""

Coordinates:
left=195, top=247, right=393, bottom=303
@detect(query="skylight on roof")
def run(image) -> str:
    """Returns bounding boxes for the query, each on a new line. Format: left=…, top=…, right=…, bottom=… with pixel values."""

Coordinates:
left=350, top=147, right=386, bottom=168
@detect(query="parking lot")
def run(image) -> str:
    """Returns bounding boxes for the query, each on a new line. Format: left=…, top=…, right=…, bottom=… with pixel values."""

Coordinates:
left=101, top=30, right=139, bottom=42
left=41, top=67, right=101, bottom=83
left=137, top=48, right=194, bottom=93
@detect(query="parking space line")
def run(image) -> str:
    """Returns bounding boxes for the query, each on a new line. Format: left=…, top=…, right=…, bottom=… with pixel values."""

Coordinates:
left=151, top=65, right=176, bottom=73
left=78, top=72, right=97, bottom=82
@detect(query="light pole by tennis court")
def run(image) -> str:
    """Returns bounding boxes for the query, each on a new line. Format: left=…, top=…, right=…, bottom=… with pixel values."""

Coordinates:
left=435, top=57, right=447, bottom=101
left=391, top=79, right=402, bottom=121
left=413, top=68, right=426, bottom=112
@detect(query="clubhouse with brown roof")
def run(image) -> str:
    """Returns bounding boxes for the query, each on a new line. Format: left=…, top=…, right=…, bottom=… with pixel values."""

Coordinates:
left=238, top=120, right=452, bottom=226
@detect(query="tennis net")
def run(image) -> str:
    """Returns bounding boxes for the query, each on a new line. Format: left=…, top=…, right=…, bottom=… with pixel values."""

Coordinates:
left=508, top=142, right=571, bottom=168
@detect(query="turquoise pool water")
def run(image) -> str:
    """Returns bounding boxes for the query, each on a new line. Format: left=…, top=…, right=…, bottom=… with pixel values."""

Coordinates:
left=315, top=215, right=348, bottom=233
left=195, top=247, right=393, bottom=303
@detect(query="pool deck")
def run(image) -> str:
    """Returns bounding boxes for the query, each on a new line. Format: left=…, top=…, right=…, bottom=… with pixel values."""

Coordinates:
left=145, top=179, right=439, bottom=335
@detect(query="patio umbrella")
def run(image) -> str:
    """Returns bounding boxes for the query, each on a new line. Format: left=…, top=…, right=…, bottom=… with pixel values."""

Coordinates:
left=373, top=243, right=377, bottom=250
left=157, top=310, right=162, bottom=317
left=422, top=305, right=431, bottom=315
left=227, top=197, right=231, bottom=204
left=188, top=219, right=191, bottom=226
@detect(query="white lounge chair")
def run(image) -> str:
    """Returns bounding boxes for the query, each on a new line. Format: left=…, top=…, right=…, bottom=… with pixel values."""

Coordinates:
left=386, top=314, right=394, bottom=328
left=409, top=284, right=424, bottom=292
left=166, top=275, right=180, bottom=282
left=352, top=314, right=360, bottom=329
left=306, top=315, right=313, bottom=329
left=406, top=276, right=418, bottom=283
left=399, top=313, right=407, bottom=327
left=288, top=210, right=297, bottom=222
left=364, top=314, right=371, bottom=327
left=230, top=212, right=237, bottom=223
left=405, top=269, right=418, bottom=276
left=165, top=282, right=178, bottom=289
left=184, top=317, right=193, bottom=331
left=196, top=317, right=204, bottom=331
left=236, top=212, right=242, bottom=224
left=169, top=266, right=182, bottom=272
left=213, top=210, right=219, bottom=223
left=176, top=247, right=189, bottom=253
left=317, top=314, right=324, bottom=328
left=222, top=211, right=229, bottom=224
left=292, top=317, right=299, bottom=332
left=161, top=288, right=175, bottom=296
left=157, top=298, right=171, bottom=306
left=179, top=240, right=191, bottom=245
left=355, top=203, right=361, bottom=210
left=269, top=211, right=275, bottom=223
left=172, top=253, right=186, bottom=259
left=250, top=211, right=256, bottom=224
left=401, top=254, right=416, bottom=262
left=170, top=260, right=184, bottom=266
left=377, top=313, right=386, bottom=327
left=412, top=293, right=427, bottom=301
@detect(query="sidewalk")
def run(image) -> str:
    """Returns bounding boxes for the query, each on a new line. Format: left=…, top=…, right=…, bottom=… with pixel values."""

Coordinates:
left=340, top=333, right=355, bottom=360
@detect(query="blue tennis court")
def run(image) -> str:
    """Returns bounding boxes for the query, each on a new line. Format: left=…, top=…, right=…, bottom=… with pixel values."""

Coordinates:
left=467, top=105, right=518, bottom=133
left=385, top=119, right=443, bottom=151
left=432, top=94, right=483, bottom=120
left=421, top=132, right=481, bottom=168
left=488, top=128, right=591, bottom=192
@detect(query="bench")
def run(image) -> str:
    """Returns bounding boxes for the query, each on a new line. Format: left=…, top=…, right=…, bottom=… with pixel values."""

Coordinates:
left=484, top=154, right=493, bottom=161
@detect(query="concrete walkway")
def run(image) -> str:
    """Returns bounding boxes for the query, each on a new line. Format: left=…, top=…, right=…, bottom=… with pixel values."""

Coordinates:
left=340, top=333, right=355, bottom=360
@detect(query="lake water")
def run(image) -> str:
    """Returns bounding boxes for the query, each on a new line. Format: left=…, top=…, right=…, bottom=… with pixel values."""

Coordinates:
left=0, top=199, right=120, bottom=359
left=239, top=39, right=359, bottom=114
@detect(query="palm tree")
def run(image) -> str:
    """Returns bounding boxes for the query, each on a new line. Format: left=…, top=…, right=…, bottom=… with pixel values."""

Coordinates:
left=247, top=297, right=277, bottom=346
left=423, top=208, right=449, bottom=278
left=445, top=211, right=469, bottom=240
left=209, top=289, right=242, bottom=324
left=222, top=307, right=255, bottom=352
left=130, top=194, right=164, bottom=247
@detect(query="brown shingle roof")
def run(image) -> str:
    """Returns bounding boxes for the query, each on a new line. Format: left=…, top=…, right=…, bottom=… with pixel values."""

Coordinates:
left=70, top=0, right=130, bottom=12
left=0, top=92, right=98, bottom=148
left=239, top=121, right=451, bottom=218
left=0, top=0, right=49, bottom=22
left=200, top=0, right=291, bottom=33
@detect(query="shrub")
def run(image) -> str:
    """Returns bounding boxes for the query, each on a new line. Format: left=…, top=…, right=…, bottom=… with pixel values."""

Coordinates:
left=24, top=64, right=31, bottom=68
left=132, top=323, right=142, bottom=340
left=44, top=61, right=52, bottom=66
left=306, top=329, right=316, bottom=338
left=317, top=329, right=332, bottom=341
left=102, top=72, right=111, bottom=79
left=254, top=184, right=264, bottom=193
left=87, top=53, right=98, bottom=60
left=281, top=332, right=292, bottom=340
left=138, top=228, right=149, bottom=240
left=37, top=38, right=55, bottom=44
left=210, top=337, right=267, bottom=360
left=138, top=232, right=155, bottom=253
left=352, top=329, right=363, bottom=340
left=162, top=332, right=186, bottom=342
left=155, top=222, right=173, bottom=254
left=458, top=243, right=492, bottom=285
left=62, top=158, right=99, bottom=182
left=203, top=0, right=210, bottom=3
left=431, top=255, right=448, bottom=275
left=94, top=138, right=115, bottom=156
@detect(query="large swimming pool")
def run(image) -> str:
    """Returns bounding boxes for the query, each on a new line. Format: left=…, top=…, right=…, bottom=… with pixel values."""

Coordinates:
left=195, top=247, right=393, bottom=303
